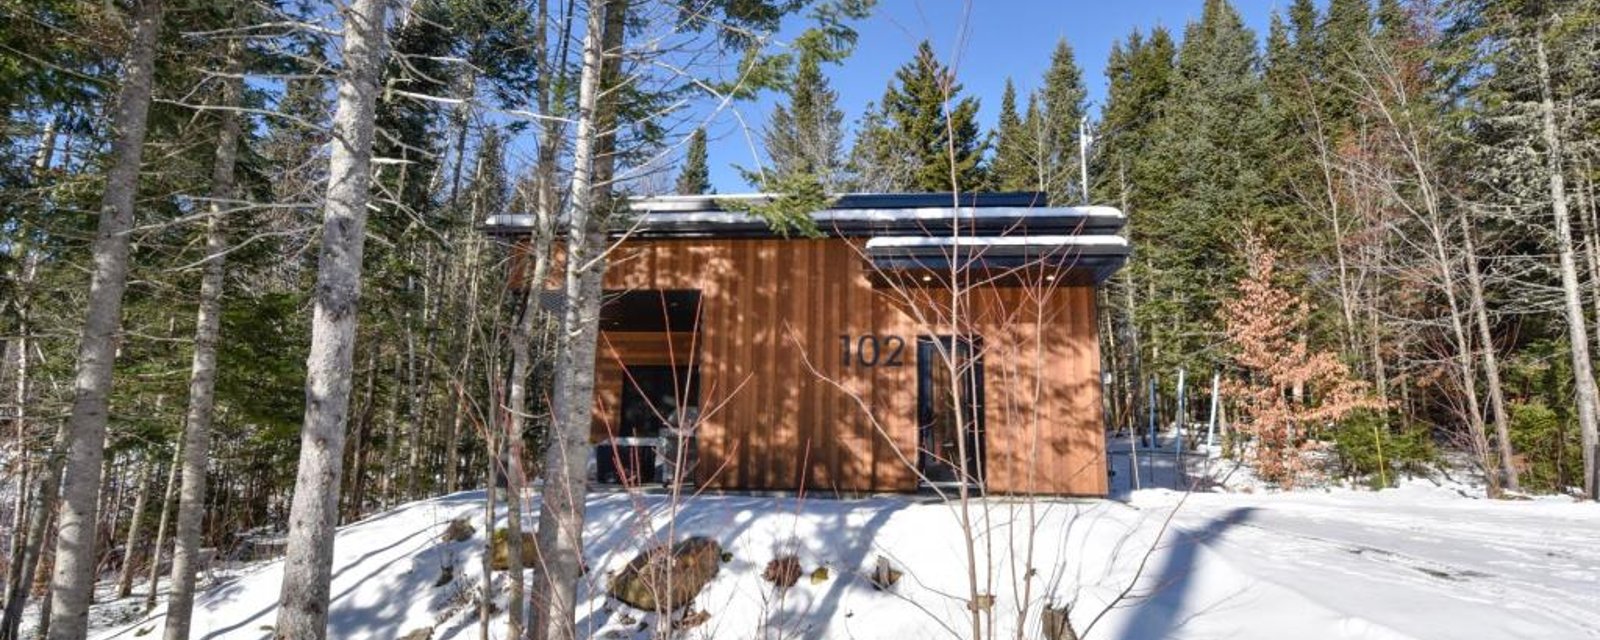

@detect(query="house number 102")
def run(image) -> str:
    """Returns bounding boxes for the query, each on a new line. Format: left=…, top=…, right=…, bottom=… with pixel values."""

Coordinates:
left=840, top=335, right=906, bottom=367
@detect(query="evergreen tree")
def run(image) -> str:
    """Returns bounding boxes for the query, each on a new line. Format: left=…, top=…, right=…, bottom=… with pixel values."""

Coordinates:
left=1140, top=0, right=1273, bottom=372
left=759, top=33, right=847, bottom=189
left=1444, top=0, right=1600, bottom=497
left=846, top=91, right=915, bottom=192
left=988, top=79, right=1033, bottom=192
left=676, top=128, right=712, bottom=195
left=1322, top=0, right=1374, bottom=124
left=1092, top=27, right=1176, bottom=207
left=881, top=41, right=985, bottom=192
left=1040, top=39, right=1088, bottom=203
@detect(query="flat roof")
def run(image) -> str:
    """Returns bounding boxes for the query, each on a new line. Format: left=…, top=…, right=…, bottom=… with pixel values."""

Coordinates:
left=482, top=191, right=1127, bottom=238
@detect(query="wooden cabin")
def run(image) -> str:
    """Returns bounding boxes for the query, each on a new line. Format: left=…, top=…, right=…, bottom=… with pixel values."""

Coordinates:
left=488, top=192, right=1129, bottom=496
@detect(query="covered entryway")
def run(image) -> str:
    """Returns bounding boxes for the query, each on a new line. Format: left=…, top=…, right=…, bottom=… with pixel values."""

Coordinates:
left=592, top=290, right=701, bottom=487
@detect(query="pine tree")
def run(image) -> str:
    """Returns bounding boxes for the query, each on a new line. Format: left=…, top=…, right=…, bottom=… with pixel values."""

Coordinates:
left=676, top=128, right=711, bottom=195
left=882, top=41, right=985, bottom=192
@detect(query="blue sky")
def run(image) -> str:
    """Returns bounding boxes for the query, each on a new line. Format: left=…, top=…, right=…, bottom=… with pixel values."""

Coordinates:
left=701, top=0, right=1294, bottom=192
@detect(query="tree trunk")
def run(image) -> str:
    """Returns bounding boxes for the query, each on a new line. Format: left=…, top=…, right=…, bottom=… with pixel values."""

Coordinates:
left=3, top=252, right=39, bottom=613
left=114, top=461, right=154, bottom=598
left=530, top=2, right=623, bottom=637
left=345, top=352, right=378, bottom=522
left=46, top=2, right=163, bottom=637
left=274, top=0, right=389, bottom=636
left=1535, top=26, right=1599, bottom=500
left=504, top=85, right=560, bottom=640
left=0, top=422, right=67, bottom=640
left=478, top=458, right=496, bottom=640
left=402, top=262, right=422, bottom=500
left=163, top=45, right=242, bottom=639
left=1579, top=162, right=1600, bottom=364
left=142, top=446, right=180, bottom=612
left=1456, top=204, right=1519, bottom=492
left=378, top=354, right=403, bottom=507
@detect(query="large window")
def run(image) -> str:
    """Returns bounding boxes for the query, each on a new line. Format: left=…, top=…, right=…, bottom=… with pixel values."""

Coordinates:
left=618, top=365, right=698, bottom=438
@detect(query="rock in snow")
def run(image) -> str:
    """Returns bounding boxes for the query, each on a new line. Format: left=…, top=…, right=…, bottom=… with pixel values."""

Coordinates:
left=606, top=536, right=722, bottom=612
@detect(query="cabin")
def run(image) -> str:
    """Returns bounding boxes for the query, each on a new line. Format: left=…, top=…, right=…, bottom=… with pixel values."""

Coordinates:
left=486, top=192, right=1128, bottom=496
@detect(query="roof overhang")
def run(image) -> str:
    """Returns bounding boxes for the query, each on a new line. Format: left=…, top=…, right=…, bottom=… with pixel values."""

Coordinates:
left=485, top=192, right=1131, bottom=284
left=864, top=235, right=1130, bottom=285
left=482, top=192, right=1126, bottom=238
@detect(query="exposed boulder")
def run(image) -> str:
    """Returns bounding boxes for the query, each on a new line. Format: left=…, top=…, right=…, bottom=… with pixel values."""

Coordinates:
left=763, top=555, right=802, bottom=588
left=607, top=537, right=722, bottom=612
left=869, top=556, right=902, bottom=591
left=397, top=627, right=433, bottom=640
left=440, top=517, right=475, bottom=543
left=488, top=528, right=540, bottom=571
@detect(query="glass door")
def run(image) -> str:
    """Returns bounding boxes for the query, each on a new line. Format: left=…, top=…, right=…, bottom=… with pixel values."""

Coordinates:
left=605, top=365, right=698, bottom=486
left=917, top=337, right=985, bottom=486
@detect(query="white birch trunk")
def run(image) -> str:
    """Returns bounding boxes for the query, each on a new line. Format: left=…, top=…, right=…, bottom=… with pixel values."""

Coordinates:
left=530, top=2, right=620, bottom=636
left=274, top=0, right=390, bottom=636
left=163, top=44, right=242, bottom=640
left=1534, top=27, right=1600, bottom=499
left=46, top=2, right=162, bottom=637
left=1457, top=205, right=1519, bottom=492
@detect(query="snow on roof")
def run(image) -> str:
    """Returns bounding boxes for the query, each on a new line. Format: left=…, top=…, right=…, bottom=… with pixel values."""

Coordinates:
left=481, top=192, right=1126, bottom=237
left=864, top=234, right=1130, bottom=250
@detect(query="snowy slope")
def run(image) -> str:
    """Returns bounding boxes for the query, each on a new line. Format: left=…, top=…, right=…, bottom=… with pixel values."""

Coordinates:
left=93, top=484, right=1599, bottom=640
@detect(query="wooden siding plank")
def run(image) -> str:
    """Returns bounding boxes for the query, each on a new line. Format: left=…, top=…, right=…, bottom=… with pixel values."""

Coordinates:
left=592, top=238, right=1109, bottom=495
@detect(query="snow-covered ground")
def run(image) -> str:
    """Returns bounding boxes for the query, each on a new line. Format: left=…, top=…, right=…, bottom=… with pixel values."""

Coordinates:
left=84, top=471, right=1598, bottom=640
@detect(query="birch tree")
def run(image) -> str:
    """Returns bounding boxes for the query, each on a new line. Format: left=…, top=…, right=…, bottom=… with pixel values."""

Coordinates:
left=529, top=2, right=618, bottom=635
left=163, top=34, right=244, bottom=640
left=274, top=0, right=391, bottom=637
left=45, top=2, right=163, bottom=637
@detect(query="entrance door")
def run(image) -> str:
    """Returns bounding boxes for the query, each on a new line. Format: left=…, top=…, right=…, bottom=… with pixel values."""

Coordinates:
left=917, top=337, right=985, bottom=486
left=605, top=365, right=698, bottom=485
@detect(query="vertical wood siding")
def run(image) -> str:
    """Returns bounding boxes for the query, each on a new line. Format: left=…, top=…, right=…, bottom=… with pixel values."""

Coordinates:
left=585, top=238, right=1107, bottom=496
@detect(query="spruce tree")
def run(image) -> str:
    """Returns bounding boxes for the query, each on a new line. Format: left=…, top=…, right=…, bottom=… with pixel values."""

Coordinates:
left=760, top=34, right=846, bottom=189
left=1141, top=0, right=1273, bottom=372
left=1322, top=0, right=1374, bottom=124
left=988, top=79, right=1033, bottom=192
left=882, top=41, right=985, bottom=192
left=676, top=128, right=711, bottom=195
left=1040, top=39, right=1088, bottom=203
left=846, top=91, right=914, bottom=192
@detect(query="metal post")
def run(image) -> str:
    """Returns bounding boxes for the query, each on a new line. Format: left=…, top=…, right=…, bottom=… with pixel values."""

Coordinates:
left=1079, top=115, right=1092, bottom=205
left=1146, top=375, right=1158, bottom=481
left=1175, top=368, right=1186, bottom=485
left=1206, top=371, right=1221, bottom=448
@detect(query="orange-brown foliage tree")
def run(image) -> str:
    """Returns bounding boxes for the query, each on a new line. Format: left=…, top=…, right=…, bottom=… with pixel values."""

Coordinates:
left=1222, top=237, right=1385, bottom=486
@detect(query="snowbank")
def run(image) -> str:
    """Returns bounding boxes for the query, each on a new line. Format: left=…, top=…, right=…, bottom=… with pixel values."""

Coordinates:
left=92, top=484, right=1599, bottom=639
